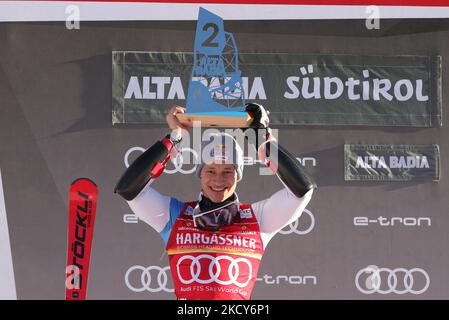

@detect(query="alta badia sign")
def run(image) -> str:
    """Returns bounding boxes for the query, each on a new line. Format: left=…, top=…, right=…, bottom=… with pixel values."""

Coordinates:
left=113, top=52, right=441, bottom=127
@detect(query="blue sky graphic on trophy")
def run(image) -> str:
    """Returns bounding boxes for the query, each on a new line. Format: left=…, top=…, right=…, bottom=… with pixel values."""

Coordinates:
left=186, top=7, right=246, bottom=115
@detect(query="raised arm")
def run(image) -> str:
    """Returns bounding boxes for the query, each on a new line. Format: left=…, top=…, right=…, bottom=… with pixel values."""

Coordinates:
left=252, top=139, right=316, bottom=238
left=245, top=103, right=317, bottom=245
left=114, top=135, right=175, bottom=201
left=114, top=106, right=187, bottom=234
left=114, top=106, right=186, bottom=201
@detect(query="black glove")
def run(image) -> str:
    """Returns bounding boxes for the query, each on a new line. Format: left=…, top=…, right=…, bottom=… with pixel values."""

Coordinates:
left=245, top=103, right=272, bottom=147
left=246, top=102, right=270, bottom=130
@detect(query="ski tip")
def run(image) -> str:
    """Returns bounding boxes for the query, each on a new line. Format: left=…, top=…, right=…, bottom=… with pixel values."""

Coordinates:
left=71, top=178, right=97, bottom=187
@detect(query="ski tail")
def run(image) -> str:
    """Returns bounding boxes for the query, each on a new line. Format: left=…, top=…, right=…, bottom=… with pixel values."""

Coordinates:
left=65, top=178, right=98, bottom=300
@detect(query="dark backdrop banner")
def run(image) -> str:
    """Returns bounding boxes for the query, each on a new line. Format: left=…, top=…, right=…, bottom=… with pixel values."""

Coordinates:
left=1, top=18, right=449, bottom=300
left=112, top=51, right=442, bottom=127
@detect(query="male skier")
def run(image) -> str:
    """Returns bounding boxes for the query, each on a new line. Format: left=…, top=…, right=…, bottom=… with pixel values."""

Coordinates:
left=115, top=103, right=316, bottom=300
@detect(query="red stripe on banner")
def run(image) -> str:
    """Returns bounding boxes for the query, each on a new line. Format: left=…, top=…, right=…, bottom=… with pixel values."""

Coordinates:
left=20, top=0, right=449, bottom=7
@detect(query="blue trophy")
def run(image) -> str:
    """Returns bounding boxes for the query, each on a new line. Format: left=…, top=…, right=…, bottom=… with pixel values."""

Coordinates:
left=176, top=7, right=252, bottom=127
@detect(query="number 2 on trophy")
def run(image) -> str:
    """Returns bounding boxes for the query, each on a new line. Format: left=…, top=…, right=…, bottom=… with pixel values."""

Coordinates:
left=202, top=22, right=219, bottom=47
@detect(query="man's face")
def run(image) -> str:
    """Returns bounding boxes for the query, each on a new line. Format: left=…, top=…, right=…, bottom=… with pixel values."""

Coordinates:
left=200, top=163, right=238, bottom=203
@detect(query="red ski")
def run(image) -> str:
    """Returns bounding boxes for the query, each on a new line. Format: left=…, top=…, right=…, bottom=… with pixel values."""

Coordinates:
left=65, top=178, right=98, bottom=300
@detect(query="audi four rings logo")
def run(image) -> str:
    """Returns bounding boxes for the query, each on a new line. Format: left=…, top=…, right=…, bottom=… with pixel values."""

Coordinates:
left=355, top=265, right=430, bottom=295
left=124, top=147, right=199, bottom=174
left=278, top=209, right=315, bottom=235
left=165, top=148, right=199, bottom=175
left=177, top=254, right=252, bottom=288
left=125, top=265, right=174, bottom=293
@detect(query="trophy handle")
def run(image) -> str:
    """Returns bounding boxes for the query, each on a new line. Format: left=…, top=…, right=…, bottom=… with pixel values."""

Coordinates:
left=176, top=112, right=253, bottom=128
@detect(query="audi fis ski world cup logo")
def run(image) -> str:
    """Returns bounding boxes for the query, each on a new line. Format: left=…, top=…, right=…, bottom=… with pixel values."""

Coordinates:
left=176, top=254, right=252, bottom=288
left=125, top=265, right=174, bottom=293
left=355, top=265, right=430, bottom=295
